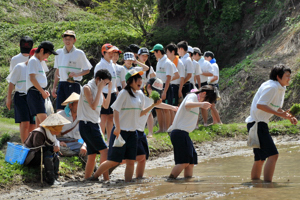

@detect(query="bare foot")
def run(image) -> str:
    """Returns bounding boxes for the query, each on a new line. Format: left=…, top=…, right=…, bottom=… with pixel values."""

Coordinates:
left=154, top=129, right=164, bottom=134
left=147, top=134, right=153, bottom=138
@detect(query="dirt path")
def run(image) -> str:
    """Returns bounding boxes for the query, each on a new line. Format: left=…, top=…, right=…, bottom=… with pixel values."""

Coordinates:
left=1, top=135, right=300, bottom=200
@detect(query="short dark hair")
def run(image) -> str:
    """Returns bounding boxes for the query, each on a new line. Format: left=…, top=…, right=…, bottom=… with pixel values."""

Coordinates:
left=35, top=46, right=52, bottom=55
left=204, top=51, right=214, bottom=59
left=269, top=64, right=291, bottom=81
left=165, top=43, right=178, bottom=55
left=63, top=35, right=75, bottom=39
left=154, top=49, right=165, bottom=55
left=95, top=69, right=112, bottom=81
left=177, top=41, right=188, bottom=51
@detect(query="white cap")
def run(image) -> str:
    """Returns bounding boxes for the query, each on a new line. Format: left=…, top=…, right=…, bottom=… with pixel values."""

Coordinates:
left=188, top=46, right=194, bottom=53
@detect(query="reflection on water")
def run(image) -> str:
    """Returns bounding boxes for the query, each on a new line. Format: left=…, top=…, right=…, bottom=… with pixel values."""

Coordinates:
left=128, top=145, right=300, bottom=200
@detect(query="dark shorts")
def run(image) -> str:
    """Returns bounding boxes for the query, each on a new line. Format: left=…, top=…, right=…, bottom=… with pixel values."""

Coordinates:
left=101, top=92, right=117, bottom=115
left=171, top=84, right=179, bottom=106
left=108, top=127, right=138, bottom=163
left=56, top=81, right=81, bottom=110
left=136, top=130, right=149, bottom=160
left=170, top=129, right=198, bottom=165
left=79, top=121, right=107, bottom=155
left=117, top=86, right=122, bottom=92
left=182, top=82, right=192, bottom=98
left=162, top=83, right=173, bottom=105
left=27, top=87, right=46, bottom=116
left=14, top=92, right=35, bottom=124
left=247, top=122, right=278, bottom=161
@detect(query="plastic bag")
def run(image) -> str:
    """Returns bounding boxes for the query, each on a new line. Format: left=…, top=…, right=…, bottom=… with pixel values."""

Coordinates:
left=247, top=122, right=260, bottom=148
left=113, top=134, right=126, bottom=147
left=45, top=97, right=54, bottom=116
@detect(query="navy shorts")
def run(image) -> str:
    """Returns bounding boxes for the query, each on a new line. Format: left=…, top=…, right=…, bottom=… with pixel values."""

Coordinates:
left=171, top=84, right=179, bottom=106
left=117, top=86, right=122, bottom=92
left=247, top=122, right=278, bottom=161
left=14, top=92, right=35, bottom=124
left=79, top=121, right=107, bottom=155
left=195, top=81, right=208, bottom=89
left=27, top=87, right=46, bottom=116
left=101, top=92, right=117, bottom=115
left=136, top=130, right=149, bottom=160
left=182, top=82, right=192, bottom=98
left=170, top=129, right=198, bottom=165
left=108, top=127, right=138, bottom=163
left=56, top=81, right=81, bottom=110
left=163, top=83, right=173, bottom=105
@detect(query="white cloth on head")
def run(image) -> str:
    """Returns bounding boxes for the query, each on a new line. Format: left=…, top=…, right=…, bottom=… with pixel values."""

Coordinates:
left=45, top=128, right=60, bottom=147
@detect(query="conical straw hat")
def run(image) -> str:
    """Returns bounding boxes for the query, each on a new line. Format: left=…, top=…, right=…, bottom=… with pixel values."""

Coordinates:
left=61, top=92, right=80, bottom=106
left=40, top=113, right=71, bottom=127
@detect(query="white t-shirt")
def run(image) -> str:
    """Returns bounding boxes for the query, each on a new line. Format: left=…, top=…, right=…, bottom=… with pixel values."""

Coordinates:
left=137, top=96, right=153, bottom=132
left=7, top=53, right=29, bottom=82
left=9, top=62, right=27, bottom=93
left=94, top=58, right=117, bottom=93
left=180, top=53, right=194, bottom=82
left=190, top=60, right=202, bottom=84
left=167, top=93, right=199, bottom=133
left=77, top=79, right=103, bottom=124
left=246, top=80, right=286, bottom=124
left=26, top=56, right=47, bottom=91
left=111, top=89, right=145, bottom=131
left=115, top=64, right=126, bottom=87
left=156, top=55, right=177, bottom=83
left=171, top=59, right=185, bottom=85
left=58, top=110, right=80, bottom=140
left=141, top=66, right=155, bottom=88
left=208, top=63, right=219, bottom=84
left=54, top=46, right=92, bottom=82
left=198, top=58, right=213, bottom=83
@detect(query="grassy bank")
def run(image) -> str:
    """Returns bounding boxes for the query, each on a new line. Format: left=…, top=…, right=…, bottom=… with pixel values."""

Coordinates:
left=0, top=117, right=299, bottom=188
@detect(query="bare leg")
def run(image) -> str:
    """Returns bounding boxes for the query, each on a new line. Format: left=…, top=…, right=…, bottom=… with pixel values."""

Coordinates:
left=106, top=114, right=114, bottom=143
left=125, top=160, right=135, bottom=182
left=36, top=113, right=47, bottom=127
left=99, top=149, right=109, bottom=180
left=85, top=154, right=96, bottom=179
left=164, top=110, right=171, bottom=132
left=135, top=155, right=146, bottom=178
left=20, top=121, right=30, bottom=143
left=29, top=124, right=36, bottom=133
left=147, top=113, right=154, bottom=138
left=211, top=103, right=222, bottom=124
left=169, top=163, right=189, bottom=179
left=251, top=160, right=265, bottom=180
left=100, top=115, right=108, bottom=141
left=201, top=108, right=208, bottom=126
left=184, top=164, right=194, bottom=178
left=155, top=109, right=165, bottom=133
left=263, top=154, right=279, bottom=182
left=94, top=160, right=119, bottom=178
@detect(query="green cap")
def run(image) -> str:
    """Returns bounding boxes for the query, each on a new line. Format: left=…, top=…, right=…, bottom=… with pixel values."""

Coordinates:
left=150, top=44, right=164, bottom=52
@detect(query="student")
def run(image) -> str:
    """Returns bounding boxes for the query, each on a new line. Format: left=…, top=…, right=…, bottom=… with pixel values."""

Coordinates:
left=26, top=41, right=58, bottom=127
left=123, top=52, right=149, bottom=73
left=6, top=48, right=36, bottom=143
left=151, top=44, right=179, bottom=133
left=177, top=41, right=193, bottom=98
left=168, top=85, right=217, bottom=179
left=165, top=43, right=185, bottom=107
left=193, top=47, right=213, bottom=126
left=52, top=30, right=92, bottom=111
left=204, top=51, right=222, bottom=125
left=77, top=69, right=112, bottom=180
left=24, top=113, right=70, bottom=185
left=112, top=46, right=126, bottom=92
left=246, top=64, right=297, bottom=182
left=126, top=44, right=140, bottom=59
left=137, top=47, right=156, bottom=88
left=94, top=43, right=117, bottom=143
left=187, top=46, right=202, bottom=89
left=90, top=69, right=161, bottom=182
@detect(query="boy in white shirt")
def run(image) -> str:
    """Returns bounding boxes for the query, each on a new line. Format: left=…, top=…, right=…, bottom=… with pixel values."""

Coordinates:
left=187, top=46, right=201, bottom=90
left=112, top=46, right=126, bottom=92
left=52, top=30, right=92, bottom=111
left=246, top=64, right=297, bottom=182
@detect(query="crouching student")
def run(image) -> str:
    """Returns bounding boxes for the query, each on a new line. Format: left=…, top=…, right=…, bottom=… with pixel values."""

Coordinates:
left=24, top=113, right=71, bottom=185
left=90, top=69, right=161, bottom=182
left=167, top=85, right=217, bottom=179
left=77, top=69, right=112, bottom=180
left=246, top=64, right=297, bottom=182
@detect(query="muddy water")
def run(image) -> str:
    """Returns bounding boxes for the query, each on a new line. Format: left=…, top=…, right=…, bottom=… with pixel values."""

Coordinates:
left=2, top=137, right=300, bottom=200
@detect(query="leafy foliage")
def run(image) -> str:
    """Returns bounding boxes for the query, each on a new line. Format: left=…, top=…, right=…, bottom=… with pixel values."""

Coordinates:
left=150, top=90, right=160, bottom=103
left=289, top=104, right=300, bottom=116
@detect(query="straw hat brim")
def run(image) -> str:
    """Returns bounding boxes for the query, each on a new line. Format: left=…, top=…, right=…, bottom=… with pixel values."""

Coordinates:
left=61, top=92, right=80, bottom=106
left=40, top=113, right=71, bottom=127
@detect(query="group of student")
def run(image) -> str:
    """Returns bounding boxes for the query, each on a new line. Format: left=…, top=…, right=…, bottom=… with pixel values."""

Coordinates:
left=5, top=30, right=297, bottom=185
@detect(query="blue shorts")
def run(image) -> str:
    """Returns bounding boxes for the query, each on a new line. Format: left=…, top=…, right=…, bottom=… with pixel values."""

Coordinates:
left=170, top=129, right=198, bottom=165
left=182, top=82, right=192, bottom=98
left=163, top=83, right=173, bottom=105
left=14, top=92, right=35, bottom=124
left=247, top=122, right=278, bottom=161
left=171, top=84, right=179, bottom=106
left=26, top=87, right=46, bottom=116
left=100, top=93, right=117, bottom=115
left=136, top=130, right=149, bottom=160
left=79, top=121, right=107, bottom=155
left=108, top=127, right=138, bottom=163
left=56, top=81, right=81, bottom=110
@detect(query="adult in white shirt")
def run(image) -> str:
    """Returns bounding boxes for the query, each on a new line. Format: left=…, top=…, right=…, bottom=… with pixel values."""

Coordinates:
left=187, top=46, right=202, bottom=90
left=193, top=47, right=214, bottom=126
left=112, top=46, right=126, bottom=92
left=26, top=41, right=58, bottom=127
left=167, top=85, right=216, bottom=179
left=177, top=41, right=194, bottom=98
left=246, top=65, right=297, bottom=182
left=204, top=51, right=222, bottom=125
left=52, top=30, right=92, bottom=111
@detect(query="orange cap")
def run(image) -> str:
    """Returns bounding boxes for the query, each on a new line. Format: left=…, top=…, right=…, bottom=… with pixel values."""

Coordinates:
left=101, top=43, right=116, bottom=55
